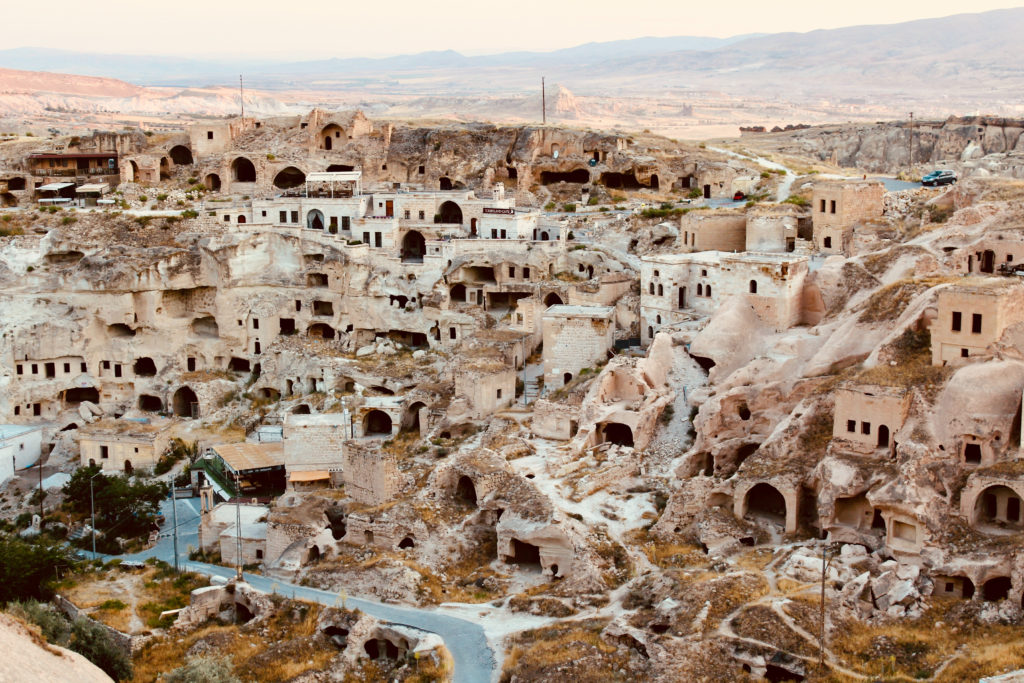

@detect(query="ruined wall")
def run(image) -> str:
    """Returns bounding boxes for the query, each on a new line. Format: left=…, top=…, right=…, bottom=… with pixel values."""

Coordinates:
left=341, top=442, right=400, bottom=505
left=283, top=414, right=348, bottom=471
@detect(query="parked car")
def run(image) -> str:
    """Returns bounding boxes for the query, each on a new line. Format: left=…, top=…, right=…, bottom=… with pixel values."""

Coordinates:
left=922, top=169, right=957, bottom=186
left=733, top=191, right=746, bottom=201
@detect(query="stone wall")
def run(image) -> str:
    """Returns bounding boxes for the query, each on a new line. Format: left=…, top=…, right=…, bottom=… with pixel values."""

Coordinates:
left=341, top=441, right=400, bottom=505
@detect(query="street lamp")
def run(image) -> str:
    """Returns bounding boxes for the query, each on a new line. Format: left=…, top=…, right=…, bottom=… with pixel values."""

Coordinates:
left=89, top=469, right=104, bottom=560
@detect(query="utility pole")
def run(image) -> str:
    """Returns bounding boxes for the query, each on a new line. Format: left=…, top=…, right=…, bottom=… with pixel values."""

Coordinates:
left=38, top=455, right=43, bottom=518
left=235, top=499, right=242, bottom=579
left=908, top=112, right=914, bottom=171
left=239, top=75, right=245, bottom=119
left=542, top=77, right=546, bottom=126
left=819, top=543, right=836, bottom=670
left=171, top=487, right=179, bottom=573
left=89, top=470, right=103, bottom=560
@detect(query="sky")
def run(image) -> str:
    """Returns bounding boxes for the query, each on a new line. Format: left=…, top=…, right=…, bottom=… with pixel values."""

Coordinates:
left=7, top=0, right=1024, bottom=59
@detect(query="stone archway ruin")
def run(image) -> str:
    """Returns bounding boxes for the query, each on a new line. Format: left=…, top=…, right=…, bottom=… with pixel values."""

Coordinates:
left=363, top=409, right=393, bottom=436
left=169, top=145, right=193, bottom=165
left=274, top=166, right=306, bottom=189
left=172, top=386, right=198, bottom=418
left=744, top=483, right=787, bottom=525
left=231, top=157, right=256, bottom=183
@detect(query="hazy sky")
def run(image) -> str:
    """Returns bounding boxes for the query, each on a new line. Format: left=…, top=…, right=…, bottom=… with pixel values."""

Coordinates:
left=8, top=0, right=1024, bottom=59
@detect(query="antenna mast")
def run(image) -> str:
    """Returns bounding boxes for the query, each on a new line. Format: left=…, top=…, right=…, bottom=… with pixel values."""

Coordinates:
left=239, top=74, right=245, bottom=119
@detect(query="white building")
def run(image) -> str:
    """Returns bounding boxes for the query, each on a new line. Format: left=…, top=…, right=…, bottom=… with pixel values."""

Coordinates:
left=0, top=425, right=43, bottom=483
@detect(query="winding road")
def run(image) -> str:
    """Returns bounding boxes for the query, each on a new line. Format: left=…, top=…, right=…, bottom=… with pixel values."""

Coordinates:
left=116, top=496, right=496, bottom=683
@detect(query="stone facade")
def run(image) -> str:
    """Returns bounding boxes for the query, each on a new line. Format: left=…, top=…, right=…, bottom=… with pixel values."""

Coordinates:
left=282, top=413, right=349, bottom=472
left=78, top=418, right=172, bottom=472
left=831, top=384, right=910, bottom=456
left=541, top=305, right=615, bottom=390
left=931, top=279, right=1024, bottom=366
left=341, top=441, right=401, bottom=505
left=678, top=211, right=746, bottom=253
left=811, top=180, right=885, bottom=254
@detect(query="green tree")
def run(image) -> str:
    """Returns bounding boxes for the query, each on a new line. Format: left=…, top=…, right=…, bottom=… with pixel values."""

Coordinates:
left=62, top=466, right=169, bottom=547
left=0, top=534, right=75, bottom=603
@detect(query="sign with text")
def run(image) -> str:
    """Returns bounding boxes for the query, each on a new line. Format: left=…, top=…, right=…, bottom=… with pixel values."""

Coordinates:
left=482, top=208, right=514, bottom=215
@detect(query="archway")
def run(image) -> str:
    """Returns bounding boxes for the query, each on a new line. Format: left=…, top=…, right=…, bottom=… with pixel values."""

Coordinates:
left=138, top=395, right=162, bottom=412
left=228, top=357, right=251, bottom=373
left=273, top=166, right=306, bottom=189
left=439, top=177, right=453, bottom=191
left=159, top=157, right=170, bottom=180
left=450, top=284, right=466, bottom=302
left=231, top=157, right=256, bottom=183
left=127, top=160, right=138, bottom=182
left=172, top=386, right=198, bottom=418
left=508, top=539, right=542, bottom=570
left=600, top=422, right=634, bottom=446
left=0, top=193, right=15, bottom=207
left=291, top=404, right=311, bottom=414
left=363, top=410, right=392, bottom=436
left=563, top=372, right=573, bottom=385
left=983, top=576, right=1012, bottom=601
left=402, top=401, right=427, bottom=434
left=745, top=483, right=786, bottom=524
left=541, top=169, right=590, bottom=185
left=398, top=537, right=415, bottom=549
left=544, top=292, right=563, bottom=307
left=455, top=476, right=477, bottom=506
left=650, top=174, right=659, bottom=190
left=307, top=323, right=336, bottom=340
left=306, top=209, right=325, bottom=230
left=438, top=201, right=462, bottom=224
left=401, top=230, right=425, bottom=263
left=63, top=387, right=99, bottom=406
left=877, top=425, right=890, bottom=449
left=205, top=173, right=221, bottom=191
left=168, top=145, right=193, bottom=165
left=190, top=316, right=219, bottom=338
left=321, top=124, right=344, bottom=150
left=6, top=177, right=25, bottom=191
left=975, top=485, right=1024, bottom=529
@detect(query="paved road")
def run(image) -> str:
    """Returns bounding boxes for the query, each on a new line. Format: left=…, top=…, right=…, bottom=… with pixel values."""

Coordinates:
left=115, top=497, right=495, bottom=683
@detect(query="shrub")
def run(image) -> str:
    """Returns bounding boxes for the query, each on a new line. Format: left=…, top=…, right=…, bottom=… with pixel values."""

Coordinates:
left=587, top=196, right=599, bottom=205
left=61, top=216, right=76, bottom=225
left=138, top=195, right=147, bottom=203
left=783, top=195, right=809, bottom=207
left=266, top=153, right=275, bottom=160
left=687, top=188, right=703, bottom=199
left=180, top=209, right=198, bottom=219
left=164, top=656, right=239, bottom=683
left=544, top=201, right=556, bottom=210
left=156, top=193, right=168, bottom=201
left=70, top=617, right=133, bottom=680
left=562, top=203, right=576, bottom=212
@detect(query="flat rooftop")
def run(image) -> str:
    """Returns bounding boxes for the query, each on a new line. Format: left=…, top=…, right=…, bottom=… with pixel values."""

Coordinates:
left=543, top=304, right=615, bottom=318
left=643, top=251, right=809, bottom=265
left=947, top=277, right=1024, bottom=295
left=80, top=418, right=173, bottom=437
left=210, top=442, right=284, bottom=473
left=0, top=425, right=40, bottom=440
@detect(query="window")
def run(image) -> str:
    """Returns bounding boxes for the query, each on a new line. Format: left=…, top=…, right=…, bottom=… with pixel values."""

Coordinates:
left=496, top=389, right=502, bottom=399
left=500, top=229, right=507, bottom=238
left=31, top=364, right=38, bottom=374
left=701, top=269, right=708, bottom=277
left=847, top=420, right=856, bottom=432
left=1009, top=255, right=1014, bottom=262
left=252, top=318, right=259, bottom=330
left=80, top=362, right=87, bottom=372
left=261, top=210, right=267, bottom=218
left=653, top=270, right=660, bottom=277
left=508, top=267, right=515, bottom=277
left=819, top=199, right=826, bottom=212
left=187, top=357, right=196, bottom=372
left=206, top=131, right=213, bottom=140
left=706, top=285, right=712, bottom=297
left=101, top=361, right=109, bottom=370
left=449, top=327, right=457, bottom=340
left=404, top=210, right=410, bottom=219
left=649, top=282, right=655, bottom=294
left=418, top=165, right=425, bottom=174
left=524, top=267, right=530, bottom=279
left=342, top=216, right=350, bottom=230
left=697, top=283, right=703, bottom=296
left=657, top=284, right=664, bottom=296
left=861, top=422, right=871, bottom=435
left=824, top=236, right=832, bottom=249
left=362, top=232, right=370, bottom=244
left=951, top=311, right=962, bottom=332
left=114, top=364, right=122, bottom=378
left=295, top=300, right=301, bottom=312
left=279, top=211, right=287, bottom=222
left=374, top=233, right=382, bottom=248
left=749, top=280, right=757, bottom=294
left=33, top=403, right=41, bottom=416
left=256, top=549, right=263, bottom=560
left=254, top=340, right=261, bottom=354
left=13, top=407, right=19, bottom=416
left=418, top=210, right=425, bottom=220
left=16, top=365, right=22, bottom=375
left=223, top=215, right=230, bottom=222
left=329, top=217, right=338, bottom=231
left=64, top=363, right=70, bottom=373
left=290, top=211, right=298, bottom=223
left=972, top=313, right=982, bottom=334
left=961, top=348, right=969, bottom=357
left=100, top=445, right=109, bottom=459
left=830, top=200, right=837, bottom=214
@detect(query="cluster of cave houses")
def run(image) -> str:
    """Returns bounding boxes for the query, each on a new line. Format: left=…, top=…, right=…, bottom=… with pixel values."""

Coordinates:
left=0, top=108, right=755, bottom=210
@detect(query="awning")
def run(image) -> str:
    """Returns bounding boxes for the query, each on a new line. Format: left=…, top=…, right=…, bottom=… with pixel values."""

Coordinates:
left=209, top=442, right=284, bottom=474
left=289, top=470, right=330, bottom=482
left=76, top=183, right=109, bottom=194
left=38, top=198, right=71, bottom=204
left=37, top=182, right=74, bottom=192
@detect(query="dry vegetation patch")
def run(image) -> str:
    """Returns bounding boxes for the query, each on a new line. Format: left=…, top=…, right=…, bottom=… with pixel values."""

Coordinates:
left=501, top=618, right=646, bottom=682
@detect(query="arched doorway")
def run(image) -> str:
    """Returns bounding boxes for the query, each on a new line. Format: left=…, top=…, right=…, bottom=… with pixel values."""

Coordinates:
left=306, top=209, right=325, bottom=230
left=470, top=218, right=478, bottom=236
left=273, top=166, right=306, bottom=189
left=438, top=201, right=462, bottom=224
left=124, top=460, right=133, bottom=475
left=401, top=231, right=425, bottom=262
left=138, top=395, right=162, bottom=412
left=169, top=145, right=193, bottom=165
left=363, top=410, right=392, bottom=436
left=981, top=250, right=995, bottom=274
left=398, top=536, right=415, bottom=549
left=172, top=386, right=198, bottom=418
left=456, top=476, right=477, bottom=506
left=321, top=124, right=344, bottom=150
left=877, top=425, right=890, bottom=449
left=544, top=292, right=563, bottom=307
left=600, top=422, right=634, bottom=446
left=983, top=576, right=1012, bottom=601
left=745, top=483, right=787, bottom=524
left=231, top=157, right=256, bottom=183
left=402, top=402, right=427, bottom=434
left=650, top=174, right=659, bottom=190
left=307, top=323, right=336, bottom=339
left=128, top=160, right=139, bottom=182
left=133, top=357, right=157, bottom=376
left=0, top=193, right=16, bottom=207
left=975, top=485, right=1024, bottom=529
left=205, top=173, right=221, bottom=192
left=563, top=372, right=573, bottom=385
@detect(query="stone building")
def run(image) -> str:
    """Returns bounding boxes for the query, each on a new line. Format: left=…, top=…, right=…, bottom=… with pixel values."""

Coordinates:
left=78, top=417, right=173, bottom=473
left=541, top=305, right=615, bottom=390
left=745, top=206, right=804, bottom=253
left=831, top=383, right=910, bottom=457
left=678, top=210, right=746, bottom=253
left=198, top=494, right=268, bottom=565
left=0, top=425, right=42, bottom=483
left=930, top=279, right=1024, bottom=366
left=452, top=358, right=516, bottom=419
left=282, top=413, right=350, bottom=483
left=811, top=180, right=885, bottom=254
left=341, top=441, right=402, bottom=505
left=640, top=251, right=809, bottom=343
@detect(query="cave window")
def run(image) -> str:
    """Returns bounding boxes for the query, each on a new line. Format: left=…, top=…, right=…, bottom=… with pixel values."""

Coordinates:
left=861, top=422, right=871, bottom=435
left=847, top=420, right=856, bottom=433
left=252, top=318, right=259, bottom=330
left=972, top=313, right=982, bottom=334
left=952, top=311, right=962, bottom=332
left=449, top=327, right=457, bottom=340
left=830, top=200, right=837, bottom=214
left=15, top=365, right=22, bottom=375
left=496, top=389, right=502, bottom=399
left=965, top=443, right=982, bottom=464
left=824, top=236, right=832, bottom=249
left=63, top=363, right=70, bottom=373
left=207, top=131, right=213, bottom=140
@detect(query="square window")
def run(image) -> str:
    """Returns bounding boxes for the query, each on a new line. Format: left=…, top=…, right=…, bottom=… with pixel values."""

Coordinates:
left=223, top=215, right=230, bottom=222
left=63, top=363, right=70, bottom=373
left=291, top=211, right=298, bottom=223
left=951, top=311, right=961, bottom=332
left=404, top=210, right=410, bottom=219
left=31, top=364, right=38, bottom=374
left=1008, top=254, right=1014, bottom=262
left=961, top=348, right=969, bottom=357
left=846, top=420, right=856, bottom=433
left=418, top=211, right=425, bottom=220
left=261, top=210, right=266, bottom=217
left=496, top=389, right=502, bottom=399
left=972, top=313, right=982, bottom=334
left=861, top=422, right=871, bottom=435
left=81, top=362, right=87, bottom=372
left=16, top=365, right=22, bottom=375
left=279, top=211, right=287, bottom=222
left=206, top=131, right=213, bottom=140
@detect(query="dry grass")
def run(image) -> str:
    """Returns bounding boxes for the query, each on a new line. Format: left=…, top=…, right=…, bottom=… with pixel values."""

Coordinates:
left=501, top=618, right=644, bottom=682
left=856, top=329, right=952, bottom=401
left=856, top=277, right=955, bottom=324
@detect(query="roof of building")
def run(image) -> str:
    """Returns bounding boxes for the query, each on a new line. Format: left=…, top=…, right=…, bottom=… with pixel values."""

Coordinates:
left=946, top=277, right=1024, bottom=296
left=543, top=304, right=614, bottom=319
left=79, top=418, right=173, bottom=439
left=0, top=425, right=41, bottom=441
left=306, top=171, right=361, bottom=183
left=28, top=153, right=118, bottom=160
left=37, top=182, right=75, bottom=192
left=210, top=442, right=284, bottom=473
left=288, top=470, right=330, bottom=483
left=75, top=183, right=109, bottom=194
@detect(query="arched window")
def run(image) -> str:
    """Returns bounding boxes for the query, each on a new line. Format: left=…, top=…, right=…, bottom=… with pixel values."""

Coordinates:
left=749, top=280, right=757, bottom=294
left=697, top=283, right=703, bottom=296
left=649, top=282, right=655, bottom=294
left=657, top=284, right=664, bottom=296
left=706, top=285, right=712, bottom=297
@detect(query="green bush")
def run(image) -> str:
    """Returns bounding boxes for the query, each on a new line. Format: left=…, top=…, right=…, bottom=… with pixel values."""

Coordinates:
left=544, top=201, right=556, bottom=211
left=587, top=196, right=599, bottom=206
left=70, top=617, right=133, bottom=680
left=138, top=195, right=147, bottom=203
left=180, top=209, right=199, bottom=219
left=783, top=195, right=809, bottom=207
left=562, top=203, right=576, bottom=212
left=687, top=188, right=703, bottom=199
left=156, top=193, right=168, bottom=201
left=164, top=656, right=239, bottom=683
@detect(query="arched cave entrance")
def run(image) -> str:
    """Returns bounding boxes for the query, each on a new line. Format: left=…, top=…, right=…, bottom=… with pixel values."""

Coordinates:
left=231, top=157, right=256, bottom=183
left=172, top=386, right=198, bottom=418
left=401, top=230, right=425, bottom=263
left=363, top=410, right=393, bottom=436
left=274, top=166, right=306, bottom=189
left=168, top=145, right=193, bottom=165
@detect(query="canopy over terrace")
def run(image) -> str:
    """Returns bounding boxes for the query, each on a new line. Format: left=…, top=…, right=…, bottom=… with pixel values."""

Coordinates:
left=37, top=181, right=75, bottom=200
left=306, top=171, right=362, bottom=198
left=204, top=442, right=286, bottom=498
